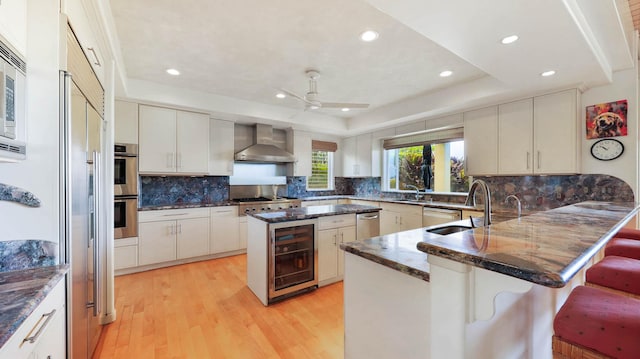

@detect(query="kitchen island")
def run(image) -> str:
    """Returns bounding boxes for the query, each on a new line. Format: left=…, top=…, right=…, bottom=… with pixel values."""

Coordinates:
left=341, top=201, right=640, bottom=359
left=246, top=204, right=380, bottom=305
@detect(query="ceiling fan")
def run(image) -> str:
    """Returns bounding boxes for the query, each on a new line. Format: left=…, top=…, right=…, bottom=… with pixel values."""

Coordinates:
left=280, top=69, right=369, bottom=111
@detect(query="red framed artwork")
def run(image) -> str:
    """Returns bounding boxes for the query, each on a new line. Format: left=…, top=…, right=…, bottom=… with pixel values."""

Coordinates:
left=586, top=99, right=627, bottom=139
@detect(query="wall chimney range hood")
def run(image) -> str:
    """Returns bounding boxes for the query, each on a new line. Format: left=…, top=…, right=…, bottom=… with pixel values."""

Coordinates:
left=234, top=123, right=295, bottom=163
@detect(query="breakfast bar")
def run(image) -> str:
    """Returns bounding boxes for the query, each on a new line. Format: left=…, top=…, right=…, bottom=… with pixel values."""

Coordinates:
left=341, top=201, right=640, bottom=359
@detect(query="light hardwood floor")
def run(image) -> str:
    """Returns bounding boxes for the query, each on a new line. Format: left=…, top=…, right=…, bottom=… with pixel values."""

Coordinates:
left=94, top=254, right=344, bottom=359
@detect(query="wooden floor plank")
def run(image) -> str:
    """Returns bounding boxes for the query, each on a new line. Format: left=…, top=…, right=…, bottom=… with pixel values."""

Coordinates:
left=94, top=254, right=344, bottom=359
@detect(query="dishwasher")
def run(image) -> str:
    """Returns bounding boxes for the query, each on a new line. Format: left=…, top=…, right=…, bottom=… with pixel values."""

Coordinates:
left=356, top=211, right=380, bottom=240
left=422, top=207, right=462, bottom=227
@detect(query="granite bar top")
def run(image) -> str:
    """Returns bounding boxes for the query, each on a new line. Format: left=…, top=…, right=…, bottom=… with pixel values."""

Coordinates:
left=248, top=204, right=381, bottom=223
left=341, top=231, right=430, bottom=282
left=416, top=201, right=640, bottom=287
left=0, top=264, right=68, bottom=349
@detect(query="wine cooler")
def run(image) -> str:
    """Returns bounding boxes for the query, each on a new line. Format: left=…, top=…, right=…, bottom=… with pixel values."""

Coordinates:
left=268, top=219, right=318, bottom=301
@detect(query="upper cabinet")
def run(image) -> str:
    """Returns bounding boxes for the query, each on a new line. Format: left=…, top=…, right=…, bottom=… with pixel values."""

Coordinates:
left=0, top=0, right=27, bottom=56
left=464, top=106, right=498, bottom=176
left=114, top=101, right=138, bottom=144
left=464, top=89, right=579, bottom=176
left=139, top=105, right=209, bottom=175
left=209, top=119, right=235, bottom=175
left=342, top=133, right=373, bottom=177
left=287, top=130, right=312, bottom=177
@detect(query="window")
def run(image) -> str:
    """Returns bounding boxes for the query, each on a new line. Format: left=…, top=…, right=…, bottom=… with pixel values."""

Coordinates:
left=307, top=140, right=337, bottom=190
left=383, top=128, right=469, bottom=193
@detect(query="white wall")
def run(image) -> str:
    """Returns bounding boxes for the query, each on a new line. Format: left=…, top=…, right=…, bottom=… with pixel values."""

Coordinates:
left=0, top=1, right=61, bottom=243
left=581, top=66, right=639, bottom=197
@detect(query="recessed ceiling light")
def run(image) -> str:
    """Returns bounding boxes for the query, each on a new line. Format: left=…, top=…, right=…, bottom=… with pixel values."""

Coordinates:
left=501, top=35, right=519, bottom=44
left=166, top=68, right=180, bottom=76
left=541, top=70, right=556, bottom=77
left=276, top=93, right=286, bottom=99
left=341, top=108, right=350, bottom=112
left=439, top=70, right=453, bottom=77
left=360, top=30, right=379, bottom=42
left=309, top=105, right=320, bottom=110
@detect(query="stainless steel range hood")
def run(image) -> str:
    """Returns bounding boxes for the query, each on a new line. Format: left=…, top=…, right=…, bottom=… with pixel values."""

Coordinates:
left=234, top=123, right=295, bottom=163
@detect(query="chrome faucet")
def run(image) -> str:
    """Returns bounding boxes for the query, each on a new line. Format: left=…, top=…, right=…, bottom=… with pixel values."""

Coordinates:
left=465, top=179, right=492, bottom=226
left=505, top=194, right=522, bottom=218
left=406, top=185, right=422, bottom=200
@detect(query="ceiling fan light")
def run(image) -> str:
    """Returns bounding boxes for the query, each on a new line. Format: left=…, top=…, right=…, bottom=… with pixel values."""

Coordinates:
left=360, top=30, right=379, bottom=42
left=309, top=105, right=320, bottom=110
left=276, top=92, right=286, bottom=99
left=166, top=68, right=180, bottom=76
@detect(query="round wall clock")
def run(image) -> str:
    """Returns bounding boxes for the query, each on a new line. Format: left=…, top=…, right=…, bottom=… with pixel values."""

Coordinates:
left=590, top=138, right=624, bottom=161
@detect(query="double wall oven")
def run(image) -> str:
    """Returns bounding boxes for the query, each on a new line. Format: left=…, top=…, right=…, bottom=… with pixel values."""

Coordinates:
left=114, top=143, right=138, bottom=239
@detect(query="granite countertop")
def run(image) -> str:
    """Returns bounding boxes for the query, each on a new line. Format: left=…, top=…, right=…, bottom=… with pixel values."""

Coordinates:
left=139, top=200, right=236, bottom=211
left=0, top=264, right=69, bottom=349
left=248, top=204, right=381, bottom=223
left=341, top=231, right=430, bottom=282
left=416, top=201, right=639, bottom=287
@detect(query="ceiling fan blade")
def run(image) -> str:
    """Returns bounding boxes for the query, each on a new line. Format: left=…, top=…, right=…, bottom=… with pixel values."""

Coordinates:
left=320, top=102, right=370, bottom=109
left=279, top=88, right=314, bottom=105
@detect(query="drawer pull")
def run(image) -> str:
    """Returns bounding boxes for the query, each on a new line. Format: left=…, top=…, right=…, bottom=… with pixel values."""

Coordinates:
left=22, top=309, right=56, bottom=346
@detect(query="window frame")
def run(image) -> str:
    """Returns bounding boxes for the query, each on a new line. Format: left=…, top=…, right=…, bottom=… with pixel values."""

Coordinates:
left=307, top=150, right=335, bottom=191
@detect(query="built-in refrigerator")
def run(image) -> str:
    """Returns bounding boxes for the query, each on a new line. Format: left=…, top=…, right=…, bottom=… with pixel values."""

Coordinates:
left=60, top=24, right=106, bottom=359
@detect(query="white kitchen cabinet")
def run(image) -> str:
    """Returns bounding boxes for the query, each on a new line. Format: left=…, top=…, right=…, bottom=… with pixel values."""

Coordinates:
left=239, top=216, right=248, bottom=250
left=0, top=278, right=65, bottom=359
left=209, top=119, right=235, bottom=175
left=287, top=130, right=312, bottom=177
left=210, top=206, right=242, bottom=254
left=138, top=105, right=209, bottom=174
left=465, top=90, right=579, bottom=176
left=533, top=89, right=579, bottom=174
left=341, top=133, right=373, bottom=177
left=0, top=0, right=27, bottom=56
left=498, top=99, right=533, bottom=175
left=114, top=237, right=138, bottom=270
left=318, top=214, right=356, bottom=285
left=114, top=100, right=139, bottom=144
left=138, top=208, right=210, bottom=266
left=463, top=106, right=499, bottom=176
left=379, top=203, right=423, bottom=235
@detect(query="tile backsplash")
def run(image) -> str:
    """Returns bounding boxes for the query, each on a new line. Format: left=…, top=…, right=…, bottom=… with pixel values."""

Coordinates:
left=139, top=174, right=634, bottom=212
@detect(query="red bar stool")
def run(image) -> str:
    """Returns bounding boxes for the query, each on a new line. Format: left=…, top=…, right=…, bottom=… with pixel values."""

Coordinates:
left=553, top=285, right=640, bottom=358
left=585, top=255, right=640, bottom=299
left=614, top=228, right=640, bottom=240
left=605, top=238, right=640, bottom=260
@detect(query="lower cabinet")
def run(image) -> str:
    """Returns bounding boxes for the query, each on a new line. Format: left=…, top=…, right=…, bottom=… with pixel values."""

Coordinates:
left=138, top=208, right=210, bottom=266
left=0, top=278, right=65, bottom=359
left=379, top=203, right=423, bottom=235
left=318, top=214, right=356, bottom=285
left=210, top=206, right=242, bottom=254
left=114, top=237, right=138, bottom=270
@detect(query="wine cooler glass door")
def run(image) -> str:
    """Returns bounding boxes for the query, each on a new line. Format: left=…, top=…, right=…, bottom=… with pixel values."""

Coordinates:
left=269, top=219, right=318, bottom=300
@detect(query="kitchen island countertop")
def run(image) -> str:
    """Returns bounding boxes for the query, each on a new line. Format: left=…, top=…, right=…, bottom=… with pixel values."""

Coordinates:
left=247, top=203, right=380, bottom=223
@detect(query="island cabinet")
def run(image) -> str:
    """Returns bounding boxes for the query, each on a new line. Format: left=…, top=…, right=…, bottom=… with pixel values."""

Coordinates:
left=464, top=89, right=579, bottom=176
left=379, top=202, right=423, bottom=235
left=317, top=214, right=356, bottom=285
left=138, top=208, right=210, bottom=266
left=210, top=206, right=243, bottom=254
left=139, top=105, right=209, bottom=175
left=0, top=278, right=65, bottom=359
left=341, top=133, right=373, bottom=177
left=208, top=119, right=235, bottom=175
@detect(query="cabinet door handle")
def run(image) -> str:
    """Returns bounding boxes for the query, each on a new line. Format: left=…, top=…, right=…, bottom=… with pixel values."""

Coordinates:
left=526, top=152, right=530, bottom=170
left=399, top=216, right=403, bottom=225
left=177, top=153, right=182, bottom=169
left=169, top=224, right=174, bottom=235
left=537, top=151, right=541, bottom=169
left=167, top=153, right=173, bottom=169
left=178, top=224, right=182, bottom=234
left=22, top=309, right=56, bottom=346
left=333, top=234, right=337, bottom=246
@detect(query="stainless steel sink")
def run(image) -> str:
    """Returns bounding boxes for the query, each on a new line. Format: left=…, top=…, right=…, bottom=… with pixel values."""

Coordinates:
left=426, top=225, right=473, bottom=235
